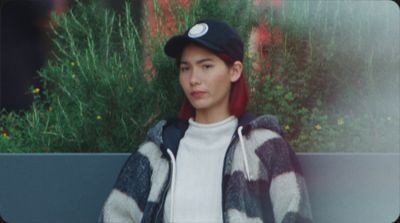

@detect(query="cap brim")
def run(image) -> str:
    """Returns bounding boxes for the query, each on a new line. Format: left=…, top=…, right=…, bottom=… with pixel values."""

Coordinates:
left=164, top=35, right=222, bottom=59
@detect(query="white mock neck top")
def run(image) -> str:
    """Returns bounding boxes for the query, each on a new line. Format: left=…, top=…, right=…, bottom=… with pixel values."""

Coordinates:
left=164, top=116, right=238, bottom=223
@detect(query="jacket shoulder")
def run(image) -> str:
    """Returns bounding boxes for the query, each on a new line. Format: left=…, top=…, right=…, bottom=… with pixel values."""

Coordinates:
left=244, top=114, right=283, bottom=136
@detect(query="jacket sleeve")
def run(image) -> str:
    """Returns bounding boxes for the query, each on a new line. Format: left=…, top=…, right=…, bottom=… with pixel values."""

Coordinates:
left=260, top=137, right=313, bottom=223
left=99, top=149, right=152, bottom=223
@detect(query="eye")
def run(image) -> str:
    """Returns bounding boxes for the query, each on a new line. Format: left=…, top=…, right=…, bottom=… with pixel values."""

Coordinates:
left=202, top=64, right=214, bottom=70
left=180, top=66, right=190, bottom=72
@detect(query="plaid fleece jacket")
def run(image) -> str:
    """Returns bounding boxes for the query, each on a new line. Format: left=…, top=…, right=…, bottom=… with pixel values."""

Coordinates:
left=100, top=113, right=313, bottom=223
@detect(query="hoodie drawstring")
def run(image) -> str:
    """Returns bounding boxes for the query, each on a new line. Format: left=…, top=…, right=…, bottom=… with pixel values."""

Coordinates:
left=166, top=149, right=176, bottom=223
left=237, top=126, right=251, bottom=180
left=166, top=127, right=249, bottom=222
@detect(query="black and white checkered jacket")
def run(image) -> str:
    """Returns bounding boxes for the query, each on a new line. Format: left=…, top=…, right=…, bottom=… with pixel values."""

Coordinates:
left=100, top=113, right=313, bottom=223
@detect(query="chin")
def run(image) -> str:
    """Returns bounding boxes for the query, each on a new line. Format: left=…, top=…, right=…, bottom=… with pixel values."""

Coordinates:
left=189, top=100, right=211, bottom=110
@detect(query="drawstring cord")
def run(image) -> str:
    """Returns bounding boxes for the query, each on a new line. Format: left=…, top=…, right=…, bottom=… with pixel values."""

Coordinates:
left=166, top=149, right=176, bottom=223
left=237, top=126, right=251, bottom=180
left=166, top=126, right=249, bottom=223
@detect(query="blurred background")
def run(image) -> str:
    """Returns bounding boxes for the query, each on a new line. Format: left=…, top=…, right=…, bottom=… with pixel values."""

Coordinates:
left=0, top=0, right=399, bottom=153
left=1, top=0, right=141, bottom=111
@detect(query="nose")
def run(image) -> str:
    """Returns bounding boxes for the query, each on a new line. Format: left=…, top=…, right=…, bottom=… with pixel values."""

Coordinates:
left=189, top=67, right=201, bottom=86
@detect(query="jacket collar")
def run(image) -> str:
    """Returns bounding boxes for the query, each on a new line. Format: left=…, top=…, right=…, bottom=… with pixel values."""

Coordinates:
left=145, top=112, right=283, bottom=159
left=239, top=113, right=283, bottom=137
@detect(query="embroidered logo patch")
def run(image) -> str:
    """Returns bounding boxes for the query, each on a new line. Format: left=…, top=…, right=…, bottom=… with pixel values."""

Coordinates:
left=188, top=23, right=208, bottom=38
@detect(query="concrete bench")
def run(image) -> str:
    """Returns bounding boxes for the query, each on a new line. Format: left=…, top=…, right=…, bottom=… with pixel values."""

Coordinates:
left=0, top=153, right=399, bottom=223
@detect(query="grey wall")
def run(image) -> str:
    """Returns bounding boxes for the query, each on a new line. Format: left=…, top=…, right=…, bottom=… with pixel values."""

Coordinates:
left=0, top=153, right=399, bottom=223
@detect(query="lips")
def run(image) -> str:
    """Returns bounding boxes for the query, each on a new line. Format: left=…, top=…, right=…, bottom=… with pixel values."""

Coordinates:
left=190, top=91, right=206, bottom=98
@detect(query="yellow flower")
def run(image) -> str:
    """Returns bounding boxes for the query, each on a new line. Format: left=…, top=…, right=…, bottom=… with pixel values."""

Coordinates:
left=48, top=106, right=53, bottom=112
left=2, top=133, right=8, bottom=138
left=70, top=61, right=76, bottom=66
left=284, top=125, right=290, bottom=131
left=337, top=117, right=344, bottom=126
left=32, top=88, right=40, bottom=94
left=96, top=115, right=102, bottom=120
left=314, top=124, right=322, bottom=130
left=245, top=50, right=253, bottom=59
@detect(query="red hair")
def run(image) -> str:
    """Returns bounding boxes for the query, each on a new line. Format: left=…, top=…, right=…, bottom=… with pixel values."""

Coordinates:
left=178, top=53, right=248, bottom=120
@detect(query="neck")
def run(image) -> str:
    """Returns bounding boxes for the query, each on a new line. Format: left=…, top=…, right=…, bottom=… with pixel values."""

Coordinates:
left=194, top=108, right=231, bottom=124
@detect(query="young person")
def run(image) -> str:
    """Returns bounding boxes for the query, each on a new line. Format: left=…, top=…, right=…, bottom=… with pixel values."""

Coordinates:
left=100, top=19, right=313, bottom=223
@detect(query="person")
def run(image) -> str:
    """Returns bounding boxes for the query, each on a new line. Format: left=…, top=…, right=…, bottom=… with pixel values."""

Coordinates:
left=99, top=19, right=313, bottom=223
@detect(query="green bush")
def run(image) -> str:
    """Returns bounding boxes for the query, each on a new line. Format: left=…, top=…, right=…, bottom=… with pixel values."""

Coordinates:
left=1, top=1, right=181, bottom=152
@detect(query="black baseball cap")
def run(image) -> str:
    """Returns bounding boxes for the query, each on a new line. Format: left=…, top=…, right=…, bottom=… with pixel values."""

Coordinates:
left=164, top=19, right=244, bottom=62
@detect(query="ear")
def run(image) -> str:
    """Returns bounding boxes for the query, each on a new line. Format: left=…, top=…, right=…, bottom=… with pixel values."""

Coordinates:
left=230, top=61, right=243, bottom=82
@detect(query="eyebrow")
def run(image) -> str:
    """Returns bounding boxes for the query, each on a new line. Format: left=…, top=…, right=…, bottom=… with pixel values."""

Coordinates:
left=180, top=58, right=214, bottom=66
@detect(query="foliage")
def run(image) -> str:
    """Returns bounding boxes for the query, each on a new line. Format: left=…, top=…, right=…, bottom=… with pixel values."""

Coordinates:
left=246, top=0, right=399, bottom=152
left=1, top=1, right=180, bottom=152
left=0, top=0, right=398, bottom=152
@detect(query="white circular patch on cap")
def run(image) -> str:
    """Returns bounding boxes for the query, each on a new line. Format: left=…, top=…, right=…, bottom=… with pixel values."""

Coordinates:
left=188, top=23, right=209, bottom=38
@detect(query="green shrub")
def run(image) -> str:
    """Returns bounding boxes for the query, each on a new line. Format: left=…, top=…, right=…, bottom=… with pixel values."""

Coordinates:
left=0, top=1, right=180, bottom=152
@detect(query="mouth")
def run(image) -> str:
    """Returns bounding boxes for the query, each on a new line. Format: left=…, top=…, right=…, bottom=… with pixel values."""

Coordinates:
left=190, top=91, right=207, bottom=98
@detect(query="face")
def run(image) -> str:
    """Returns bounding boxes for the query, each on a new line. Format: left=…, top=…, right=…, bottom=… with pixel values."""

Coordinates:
left=179, top=44, right=242, bottom=116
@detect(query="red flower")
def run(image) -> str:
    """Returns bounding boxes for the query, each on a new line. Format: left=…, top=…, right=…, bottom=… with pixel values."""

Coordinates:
left=144, top=0, right=190, bottom=38
left=255, top=21, right=272, bottom=46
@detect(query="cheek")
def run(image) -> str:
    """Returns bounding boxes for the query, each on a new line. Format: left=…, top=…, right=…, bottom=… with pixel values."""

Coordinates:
left=205, top=77, right=228, bottom=99
left=179, top=75, right=189, bottom=92
left=213, top=71, right=232, bottom=92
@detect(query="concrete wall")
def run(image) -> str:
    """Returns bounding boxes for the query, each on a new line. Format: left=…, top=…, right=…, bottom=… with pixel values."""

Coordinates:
left=0, top=153, right=399, bottom=223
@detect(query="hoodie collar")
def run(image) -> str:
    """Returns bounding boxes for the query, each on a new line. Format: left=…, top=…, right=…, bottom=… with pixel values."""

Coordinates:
left=145, top=112, right=283, bottom=158
left=146, top=118, right=189, bottom=158
left=239, top=113, right=283, bottom=137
